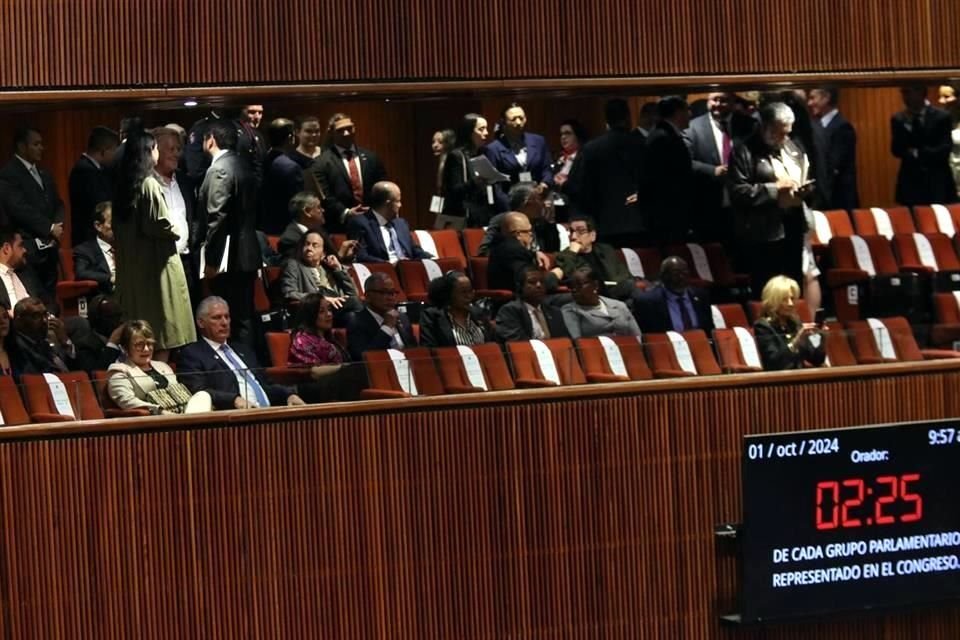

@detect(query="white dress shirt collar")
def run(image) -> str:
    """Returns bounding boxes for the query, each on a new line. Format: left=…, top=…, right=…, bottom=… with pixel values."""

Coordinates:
left=82, top=153, right=102, bottom=170
left=820, top=109, right=839, bottom=128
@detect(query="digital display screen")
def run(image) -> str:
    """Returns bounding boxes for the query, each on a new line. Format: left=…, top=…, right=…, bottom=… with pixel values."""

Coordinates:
left=740, top=420, right=960, bottom=622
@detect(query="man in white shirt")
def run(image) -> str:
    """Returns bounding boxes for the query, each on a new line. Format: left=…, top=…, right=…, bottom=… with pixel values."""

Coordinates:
left=346, top=181, right=432, bottom=264
left=808, top=87, right=860, bottom=210
left=72, top=202, right=116, bottom=293
left=177, top=296, right=305, bottom=410
left=0, top=228, right=38, bottom=313
left=154, top=126, right=202, bottom=308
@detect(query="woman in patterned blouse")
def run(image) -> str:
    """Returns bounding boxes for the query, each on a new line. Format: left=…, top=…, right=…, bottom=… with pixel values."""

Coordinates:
left=287, top=293, right=350, bottom=369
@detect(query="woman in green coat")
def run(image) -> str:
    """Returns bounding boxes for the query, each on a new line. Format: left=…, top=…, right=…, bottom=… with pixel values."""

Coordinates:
left=113, top=126, right=196, bottom=353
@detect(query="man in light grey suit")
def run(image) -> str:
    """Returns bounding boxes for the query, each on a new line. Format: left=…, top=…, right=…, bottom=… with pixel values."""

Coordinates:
left=560, top=267, right=640, bottom=339
left=199, top=120, right=261, bottom=348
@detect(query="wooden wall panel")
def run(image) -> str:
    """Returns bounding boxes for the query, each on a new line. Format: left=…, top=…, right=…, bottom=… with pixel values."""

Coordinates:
left=0, top=366, right=959, bottom=637
left=1, top=1, right=960, bottom=91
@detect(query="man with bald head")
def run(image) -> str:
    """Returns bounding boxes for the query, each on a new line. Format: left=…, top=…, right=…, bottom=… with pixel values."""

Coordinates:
left=487, top=212, right=563, bottom=293
left=631, top=256, right=714, bottom=334
left=345, top=272, right=417, bottom=361
left=346, top=181, right=432, bottom=264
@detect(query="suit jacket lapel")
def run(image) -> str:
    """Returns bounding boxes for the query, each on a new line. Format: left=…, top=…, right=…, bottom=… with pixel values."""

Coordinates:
left=366, top=214, right=387, bottom=255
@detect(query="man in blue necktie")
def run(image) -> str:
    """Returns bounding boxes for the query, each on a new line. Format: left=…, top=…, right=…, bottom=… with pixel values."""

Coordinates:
left=178, top=296, right=305, bottom=410
left=632, top=256, right=715, bottom=335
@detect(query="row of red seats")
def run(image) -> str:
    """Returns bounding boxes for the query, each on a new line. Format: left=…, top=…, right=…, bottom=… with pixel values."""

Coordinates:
left=810, top=204, right=960, bottom=247
left=0, top=370, right=153, bottom=425
left=339, top=316, right=960, bottom=398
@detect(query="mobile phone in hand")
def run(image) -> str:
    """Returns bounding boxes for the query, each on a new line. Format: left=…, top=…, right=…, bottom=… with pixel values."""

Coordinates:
left=814, top=307, right=826, bottom=328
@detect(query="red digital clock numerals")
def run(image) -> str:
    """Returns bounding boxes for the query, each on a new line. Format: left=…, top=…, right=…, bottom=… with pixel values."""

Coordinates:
left=815, top=474, right=922, bottom=530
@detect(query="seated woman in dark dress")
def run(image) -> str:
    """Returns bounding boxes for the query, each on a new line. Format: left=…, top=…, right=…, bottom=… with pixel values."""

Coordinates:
left=419, top=271, right=494, bottom=348
left=753, top=275, right=826, bottom=371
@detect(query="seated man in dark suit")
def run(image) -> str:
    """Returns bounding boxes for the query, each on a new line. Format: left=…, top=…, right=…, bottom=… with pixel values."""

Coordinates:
left=73, top=202, right=116, bottom=293
left=66, top=294, right=125, bottom=373
left=632, top=256, right=714, bottom=335
left=68, top=126, right=119, bottom=246
left=310, top=112, right=388, bottom=233
left=346, top=181, right=432, bottom=264
left=478, top=182, right=560, bottom=257
left=495, top=265, right=569, bottom=342
left=178, top=296, right=305, bottom=410
left=345, top=272, right=416, bottom=361
left=11, top=297, right=78, bottom=374
left=555, top=215, right=639, bottom=301
left=277, top=191, right=358, bottom=262
left=487, top=212, right=562, bottom=293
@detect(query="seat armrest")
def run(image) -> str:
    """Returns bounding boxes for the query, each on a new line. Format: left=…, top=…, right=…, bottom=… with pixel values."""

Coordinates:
left=723, top=364, right=761, bottom=374
left=514, top=378, right=558, bottom=388
left=360, top=389, right=411, bottom=399
left=826, top=269, right=869, bottom=288
left=653, top=370, right=696, bottom=378
left=30, top=412, right=74, bottom=423
left=105, top=408, right=152, bottom=418
left=921, top=349, right=960, bottom=360
left=443, top=384, right=485, bottom=393
left=585, top=373, right=630, bottom=383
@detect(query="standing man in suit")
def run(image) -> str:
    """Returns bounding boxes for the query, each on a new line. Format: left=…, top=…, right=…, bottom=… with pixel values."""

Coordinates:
left=0, top=227, right=41, bottom=311
left=483, top=102, right=553, bottom=206
left=807, top=87, right=859, bottom=211
left=640, top=96, right=694, bottom=246
left=310, top=113, right=388, bottom=234
left=154, top=127, right=203, bottom=311
left=634, top=102, right=659, bottom=143
left=260, top=118, right=303, bottom=234
left=494, top=265, right=569, bottom=342
left=68, top=126, right=119, bottom=246
left=0, top=127, right=65, bottom=300
left=891, top=85, right=957, bottom=206
left=347, top=181, right=432, bottom=264
left=73, top=202, right=116, bottom=293
left=345, top=272, right=416, bottom=361
left=178, top=296, right=305, bottom=410
left=199, top=121, right=260, bottom=348
left=686, top=92, right=738, bottom=244
left=565, top=99, right=645, bottom=247
left=631, top=256, right=713, bottom=335
left=237, top=104, right=267, bottom=186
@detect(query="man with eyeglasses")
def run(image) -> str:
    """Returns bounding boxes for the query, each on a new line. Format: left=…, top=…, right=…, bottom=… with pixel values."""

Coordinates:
left=345, top=272, right=417, bottom=361
left=555, top=215, right=639, bottom=301
left=477, top=182, right=559, bottom=259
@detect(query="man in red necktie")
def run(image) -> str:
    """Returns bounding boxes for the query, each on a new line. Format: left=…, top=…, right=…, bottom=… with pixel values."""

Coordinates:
left=310, top=112, right=388, bottom=234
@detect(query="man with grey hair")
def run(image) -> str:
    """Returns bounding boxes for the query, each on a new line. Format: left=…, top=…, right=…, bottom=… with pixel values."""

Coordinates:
left=729, top=101, right=815, bottom=296
left=178, top=296, right=305, bottom=410
left=277, top=191, right=358, bottom=261
left=345, top=272, right=416, bottom=361
left=478, top=182, right=558, bottom=258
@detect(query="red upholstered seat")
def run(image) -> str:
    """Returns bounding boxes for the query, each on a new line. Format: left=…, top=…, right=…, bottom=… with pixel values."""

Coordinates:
left=846, top=316, right=960, bottom=363
left=264, top=331, right=326, bottom=383
left=809, top=209, right=854, bottom=249
left=396, top=257, right=462, bottom=302
left=663, top=242, right=747, bottom=289
left=506, top=338, right=586, bottom=387
left=826, top=235, right=908, bottom=322
left=462, top=228, right=486, bottom=257
left=575, top=336, right=652, bottom=382
left=57, top=247, right=99, bottom=317
left=823, top=322, right=859, bottom=367
left=432, top=343, right=515, bottom=392
left=413, top=229, right=468, bottom=270
left=469, top=256, right=513, bottom=301
left=644, top=330, right=721, bottom=378
left=347, top=263, right=407, bottom=301
left=360, top=347, right=444, bottom=399
left=931, top=293, right=960, bottom=348
left=0, top=375, right=31, bottom=425
left=22, top=371, right=103, bottom=422
left=711, top=303, right=750, bottom=328
left=891, top=232, right=960, bottom=281
left=617, top=247, right=662, bottom=280
left=713, top=327, right=763, bottom=373
left=914, top=204, right=960, bottom=237
left=851, top=207, right=915, bottom=238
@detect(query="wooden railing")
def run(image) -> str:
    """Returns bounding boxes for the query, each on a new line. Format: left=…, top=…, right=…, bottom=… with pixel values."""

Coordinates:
left=0, top=361, right=958, bottom=638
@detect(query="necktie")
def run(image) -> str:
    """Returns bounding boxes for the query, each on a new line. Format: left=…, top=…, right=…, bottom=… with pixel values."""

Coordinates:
left=344, top=149, right=363, bottom=204
left=679, top=295, right=696, bottom=331
left=387, top=222, right=406, bottom=259
left=29, top=166, right=43, bottom=190
left=220, top=344, right=270, bottom=407
left=721, top=131, right=732, bottom=165
left=534, top=307, right=551, bottom=339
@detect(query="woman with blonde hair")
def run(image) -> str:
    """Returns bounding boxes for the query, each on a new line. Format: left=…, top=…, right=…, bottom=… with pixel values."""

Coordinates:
left=753, top=275, right=826, bottom=370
